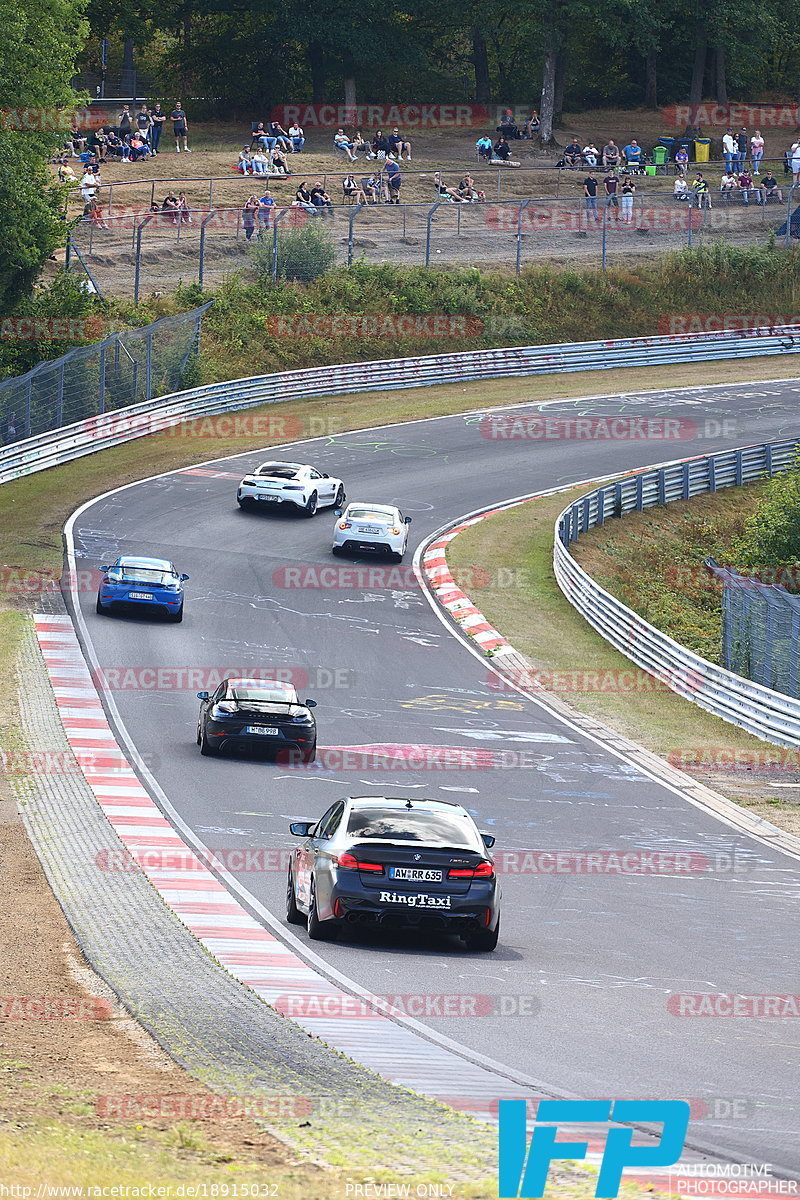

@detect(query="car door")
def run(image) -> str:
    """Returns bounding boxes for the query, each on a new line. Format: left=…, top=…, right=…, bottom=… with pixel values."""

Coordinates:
left=201, top=681, right=225, bottom=733
left=295, top=801, right=342, bottom=906
left=309, top=468, right=335, bottom=503
left=312, top=801, right=346, bottom=913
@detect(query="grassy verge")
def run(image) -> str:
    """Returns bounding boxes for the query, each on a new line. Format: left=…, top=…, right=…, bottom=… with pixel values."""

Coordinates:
left=447, top=486, right=800, bottom=835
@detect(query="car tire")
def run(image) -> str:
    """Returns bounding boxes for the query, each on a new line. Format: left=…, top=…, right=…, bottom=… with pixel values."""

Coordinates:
left=286, top=866, right=305, bottom=925
left=303, top=491, right=318, bottom=518
left=391, top=551, right=404, bottom=563
left=465, top=918, right=499, bottom=952
left=334, top=484, right=345, bottom=507
left=307, top=878, right=337, bottom=940
left=238, top=497, right=253, bottom=510
left=169, top=603, right=184, bottom=623
left=299, top=744, right=316, bottom=764
left=331, top=544, right=343, bottom=556
left=200, top=728, right=219, bottom=756
left=95, top=596, right=107, bottom=615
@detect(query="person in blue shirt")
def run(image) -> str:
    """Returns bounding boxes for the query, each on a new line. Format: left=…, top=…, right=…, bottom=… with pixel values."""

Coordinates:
left=476, top=135, right=493, bottom=161
left=623, top=140, right=643, bottom=170
left=258, top=190, right=276, bottom=230
left=385, top=158, right=402, bottom=203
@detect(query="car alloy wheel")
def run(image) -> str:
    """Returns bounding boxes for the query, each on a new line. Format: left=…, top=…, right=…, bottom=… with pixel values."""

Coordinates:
left=200, top=727, right=219, bottom=756
left=334, top=484, right=345, bottom=506
left=303, top=491, right=318, bottom=517
left=286, top=866, right=305, bottom=925
left=307, top=877, right=337, bottom=940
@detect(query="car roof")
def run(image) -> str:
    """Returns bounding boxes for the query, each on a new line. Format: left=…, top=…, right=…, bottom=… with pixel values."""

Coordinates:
left=227, top=677, right=296, bottom=691
left=344, top=795, right=470, bottom=815
left=117, top=556, right=174, bottom=571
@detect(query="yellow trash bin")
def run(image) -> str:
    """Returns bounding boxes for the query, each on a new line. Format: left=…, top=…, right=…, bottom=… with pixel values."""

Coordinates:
left=694, top=138, right=711, bottom=163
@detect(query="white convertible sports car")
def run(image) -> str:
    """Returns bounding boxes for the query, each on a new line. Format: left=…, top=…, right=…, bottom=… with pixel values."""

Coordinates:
left=332, top=502, right=412, bottom=560
left=237, top=461, right=345, bottom=517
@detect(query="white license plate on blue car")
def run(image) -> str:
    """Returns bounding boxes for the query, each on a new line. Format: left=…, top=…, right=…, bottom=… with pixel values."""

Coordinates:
left=128, top=592, right=154, bottom=600
left=246, top=725, right=279, bottom=736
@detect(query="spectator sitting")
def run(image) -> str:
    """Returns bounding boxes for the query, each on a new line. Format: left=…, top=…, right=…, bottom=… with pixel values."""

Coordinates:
left=334, top=128, right=356, bottom=160
left=288, top=123, right=305, bottom=152
left=457, top=173, right=480, bottom=201
left=602, top=139, right=620, bottom=169
left=622, top=140, right=643, bottom=171
left=161, top=192, right=180, bottom=223
left=492, top=134, right=512, bottom=161
left=270, top=121, right=291, bottom=151
left=691, top=173, right=711, bottom=208
left=105, top=132, right=124, bottom=160
left=351, top=130, right=369, bottom=157
left=760, top=171, right=783, bottom=203
left=178, top=192, right=191, bottom=224
left=372, top=129, right=391, bottom=157
left=294, top=182, right=316, bottom=212
left=67, top=124, right=86, bottom=156
left=310, top=181, right=333, bottom=212
left=674, top=146, right=689, bottom=175
left=476, top=135, right=493, bottom=161
left=57, top=162, right=78, bottom=185
left=254, top=122, right=274, bottom=150
left=238, top=146, right=254, bottom=173
left=388, top=127, right=411, bottom=160
left=251, top=148, right=269, bottom=175
left=496, top=108, right=520, bottom=139
left=385, top=158, right=402, bottom=203
left=361, top=174, right=382, bottom=203
left=88, top=130, right=108, bottom=164
left=564, top=138, right=582, bottom=168
left=583, top=142, right=599, bottom=167
left=128, top=132, right=151, bottom=161
left=737, top=169, right=754, bottom=204
left=433, top=171, right=463, bottom=201
left=673, top=176, right=690, bottom=201
left=271, top=147, right=290, bottom=174
left=524, top=110, right=540, bottom=138
left=719, top=171, right=736, bottom=201
left=343, top=173, right=367, bottom=204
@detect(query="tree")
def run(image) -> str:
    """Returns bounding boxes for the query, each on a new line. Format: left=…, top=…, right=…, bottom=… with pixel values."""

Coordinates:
left=0, top=0, right=88, bottom=313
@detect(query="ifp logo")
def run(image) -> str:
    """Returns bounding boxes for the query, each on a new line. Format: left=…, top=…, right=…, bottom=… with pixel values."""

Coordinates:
left=499, top=1099, right=690, bottom=1198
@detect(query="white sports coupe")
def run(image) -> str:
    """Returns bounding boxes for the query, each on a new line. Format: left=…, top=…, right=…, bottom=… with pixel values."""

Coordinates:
left=237, top=461, right=345, bottom=517
left=332, top=502, right=412, bottom=560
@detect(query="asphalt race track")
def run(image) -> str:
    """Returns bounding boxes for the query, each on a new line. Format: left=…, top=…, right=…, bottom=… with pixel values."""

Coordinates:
left=66, top=379, right=800, bottom=1175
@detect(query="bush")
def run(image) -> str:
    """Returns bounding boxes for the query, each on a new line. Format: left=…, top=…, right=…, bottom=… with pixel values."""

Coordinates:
left=251, top=220, right=337, bottom=284
left=733, top=456, right=800, bottom=572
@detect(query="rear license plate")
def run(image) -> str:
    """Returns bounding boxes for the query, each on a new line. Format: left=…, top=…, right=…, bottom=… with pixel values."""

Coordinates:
left=259, top=495, right=280, bottom=502
left=389, top=867, right=443, bottom=882
left=379, top=891, right=451, bottom=909
left=246, top=725, right=279, bottom=736
left=358, top=526, right=381, bottom=534
left=128, top=592, right=153, bottom=600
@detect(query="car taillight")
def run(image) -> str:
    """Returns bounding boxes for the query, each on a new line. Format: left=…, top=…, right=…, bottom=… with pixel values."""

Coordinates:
left=283, top=485, right=305, bottom=491
left=392, top=528, right=400, bottom=535
left=339, top=521, right=351, bottom=529
left=336, top=852, right=384, bottom=873
left=447, top=861, right=494, bottom=879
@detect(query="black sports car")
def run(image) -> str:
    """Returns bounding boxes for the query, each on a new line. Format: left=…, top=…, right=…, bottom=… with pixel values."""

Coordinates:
left=286, top=795, right=500, bottom=950
left=196, top=677, right=317, bottom=762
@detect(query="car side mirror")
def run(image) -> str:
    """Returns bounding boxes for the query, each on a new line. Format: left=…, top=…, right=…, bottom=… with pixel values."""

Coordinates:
left=290, top=821, right=314, bottom=837
left=481, top=832, right=496, bottom=849
left=305, top=698, right=317, bottom=708
left=196, top=691, right=209, bottom=700
left=334, top=509, right=342, bottom=517
left=180, top=573, right=189, bottom=581
left=322, top=472, right=329, bottom=478
left=404, top=516, right=412, bottom=524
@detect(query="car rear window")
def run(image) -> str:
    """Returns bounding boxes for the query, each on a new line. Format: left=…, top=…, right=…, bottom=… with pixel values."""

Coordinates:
left=346, top=807, right=477, bottom=847
left=349, top=509, right=394, bottom=522
left=257, top=464, right=300, bottom=479
left=230, top=685, right=299, bottom=704
left=111, top=568, right=174, bottom=585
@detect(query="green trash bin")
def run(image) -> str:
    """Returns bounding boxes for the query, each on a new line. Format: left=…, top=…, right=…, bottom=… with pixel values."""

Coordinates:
left=652, top=145, right=668, bottom=165
left=694, top=138, right=711, bottom=163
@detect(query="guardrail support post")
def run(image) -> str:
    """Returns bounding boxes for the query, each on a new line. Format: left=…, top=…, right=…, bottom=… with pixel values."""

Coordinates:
left=601, top=200, right=608, bottom=271
left=199, top=211, right=214, bottom=289
left=425, top=202, right=443, bottom=267
left=56, top=362, right=65, bottom=427
left=145, top=330, right=153, bottom=401
left=682, top=461, right=690, bottom=499
left=348, top=203, right=362, bottom=268
left=516, top=200, right=531, bottom=275
left=98, top=344, right=106, bottom=415
left=134, top=225, right=144, bottom=304
left=735, top=449, right=743, bottom=486
left=65, top=238, right=71, bottom=271
left=24, top=378, right=32, bottom=439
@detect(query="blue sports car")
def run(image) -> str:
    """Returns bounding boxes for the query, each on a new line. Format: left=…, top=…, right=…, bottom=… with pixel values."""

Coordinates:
left=95, top=556, right=189, bottom=622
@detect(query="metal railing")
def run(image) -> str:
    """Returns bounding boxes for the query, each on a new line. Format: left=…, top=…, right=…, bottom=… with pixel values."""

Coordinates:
left=706, top=557, right=800, bottom=698
left=554, top=438, right=800, bottom=747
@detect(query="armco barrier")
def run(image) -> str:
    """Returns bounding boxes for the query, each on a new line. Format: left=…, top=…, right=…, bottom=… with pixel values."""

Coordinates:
left=3, top=323, right=800, bottom=486
left=554, top=438, right=800, bottom=747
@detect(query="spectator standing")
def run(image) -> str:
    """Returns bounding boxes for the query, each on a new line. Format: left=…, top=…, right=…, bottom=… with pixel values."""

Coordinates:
left=258, top=189, right=276, bottom=230
left=5, top=411, right=17, bottom=444
left=620, top=176, right=635, bottom=222
left=288, top=123, right=305, bottom=152
left=603, top=171, right=619, bottom=217
left=150, top=104, right=165, bottom=154
left=722, top=128, right=736, bottom=172
left=136, top=105, right=152, bottom=143
left=584, top=170, right=600, bottom=222
left=171, top=102, right=190, bottom=152
left=117, top=105, right=132, bottom=138
left=242, top=196, right=259, bottom=240
left=602, top=140, right=620, bottom=170
left=736, top=127, right=748, bottom=170
left=790, top=139, right=800, bottom=184
left=750, top=130, right=764, bottom=175
left=80, top=168, right=98, bottom=204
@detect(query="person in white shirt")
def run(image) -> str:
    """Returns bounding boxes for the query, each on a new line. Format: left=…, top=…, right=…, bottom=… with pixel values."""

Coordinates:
left=251, top=149, right=269, bottom=175
left=583, top=143, right=598, bottom=167
left=790, top=139, right=800, bottom=184
left=722, top=128, right=737, bottom=173
left=673, top=176, right=689, bottom=201
left=80, top=169, right=98, bottom=204
left=288, top=124, right=305, bottom=152
left=719, top=171, right=736, bottom=201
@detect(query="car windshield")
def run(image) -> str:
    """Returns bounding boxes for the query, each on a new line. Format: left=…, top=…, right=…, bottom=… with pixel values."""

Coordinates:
left=346, top=806, right=478, bottom=847
left=349, top=509, right=394, bottom=522
left=257, top=464, right=300, bottom=479
left=229, top=685, right=299, bottom=704
left=111, top=567, right=175, bottom=585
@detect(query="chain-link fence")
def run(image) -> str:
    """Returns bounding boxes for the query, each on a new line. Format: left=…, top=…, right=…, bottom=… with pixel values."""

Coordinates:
left=706, top=558, right=800, bottom=697
left=70, top=183, right=800, bottom=302
left=0, top=304, right=211, bottom=442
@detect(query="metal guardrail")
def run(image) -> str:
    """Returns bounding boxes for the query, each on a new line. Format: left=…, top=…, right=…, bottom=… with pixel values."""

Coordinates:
left=553, top=438, right=800, bottom=747
left=4, top=323, right=800, bottom=487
